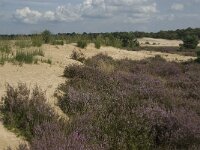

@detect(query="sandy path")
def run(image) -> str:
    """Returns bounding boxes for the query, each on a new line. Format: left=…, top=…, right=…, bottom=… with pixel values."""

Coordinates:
left=0, top=43, right=197, bottom=149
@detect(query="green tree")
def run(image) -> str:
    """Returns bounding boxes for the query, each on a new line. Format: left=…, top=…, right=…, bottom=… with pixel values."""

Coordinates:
left=182, top=35, right=199, bottom=49
left=42, top=30, right=51, bottom=44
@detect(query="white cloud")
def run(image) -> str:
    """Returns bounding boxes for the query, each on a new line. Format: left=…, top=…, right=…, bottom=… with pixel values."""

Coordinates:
left=171, top=3, right=184, bottom=11
left=14, top=0, right=158, bottom=24
left=15, top=7, right=42, bottom=24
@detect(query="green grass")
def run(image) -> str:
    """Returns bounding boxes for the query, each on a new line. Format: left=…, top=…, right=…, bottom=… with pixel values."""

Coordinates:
left=95, top=40, right=101, bottom=49
left=77, top=40, right=87, bottom=48
left=0, top=53, right=9, bottom=65
left=15, top=49, right=45, bottom=64
left=15, top=40, right=32, bottom=48
left=31, top=36, right=43, bottom=47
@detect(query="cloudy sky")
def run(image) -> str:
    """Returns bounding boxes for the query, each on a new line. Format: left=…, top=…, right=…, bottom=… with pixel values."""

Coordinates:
left=0, top=0, right=200, bottom=34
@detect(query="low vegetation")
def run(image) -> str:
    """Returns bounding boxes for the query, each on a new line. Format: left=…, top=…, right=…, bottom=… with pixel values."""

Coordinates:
left=2, top=54, right=200, bottom=149
left=15, top=49, right=44, bottom=64
left=70, top=50, right=85, bottom=63
left=0, top=84, right=60, bottom=141
left=77, top=40, right=87, bottom=48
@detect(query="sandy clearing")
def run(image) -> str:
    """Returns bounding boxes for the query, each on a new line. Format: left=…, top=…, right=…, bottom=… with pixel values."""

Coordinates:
left=0, top=122, right=24, bottom=150
left=138, top=37, right=183, bottom=47
left=0, top=43, right=197, bottom=149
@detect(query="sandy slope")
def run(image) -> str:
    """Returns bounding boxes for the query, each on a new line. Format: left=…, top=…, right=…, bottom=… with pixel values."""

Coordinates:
left=0, top=43, right=197, bottom=149
left=138, top=37, right=183, bottom=47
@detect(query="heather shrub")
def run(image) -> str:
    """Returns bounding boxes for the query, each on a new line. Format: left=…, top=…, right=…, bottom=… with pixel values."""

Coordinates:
left=1, top=84, right=58, bottom=140
left=58, top=54, right=200, bottom=149
left=70, top=50, right=85, bottom=63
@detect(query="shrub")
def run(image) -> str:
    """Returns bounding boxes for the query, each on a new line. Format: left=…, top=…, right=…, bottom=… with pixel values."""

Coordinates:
left=57, top=54, right=200, bottom=149
left=77, top=40, right=87, bottom=48
left=182, top=35, right=199, bottom=49
left=31, top=35, right=43, bottom=47
left=94, top=40, right=101, bottom=49
left=41, top=30, right=51, bottom=44
left=0, top=84, right=58, bottom=140
left=70, top=50, right=85, bottom=62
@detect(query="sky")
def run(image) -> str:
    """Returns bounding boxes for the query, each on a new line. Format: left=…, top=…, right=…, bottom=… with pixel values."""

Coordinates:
left=0, top=0, right=200, bottom=34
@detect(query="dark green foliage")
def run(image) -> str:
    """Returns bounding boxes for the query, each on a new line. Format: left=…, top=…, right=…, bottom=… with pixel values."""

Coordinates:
left=0, top=84, right=58, bottom=140
left=182, top=35, right=199, bottom=49
left=41, top=30, right=51, bottom=44
left=196, top=49, right=200, bottom=62
left=77, top=40, right=87, bottom=48
left=94, top=40, right=101, bottom=49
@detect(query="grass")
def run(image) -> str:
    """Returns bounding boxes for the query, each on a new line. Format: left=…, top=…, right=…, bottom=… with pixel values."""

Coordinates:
left=31, top=36, right=43, bottom=47
left=94, top=40, right=101, bottom=49
left=15, top=40, right=32, bottom=48
left=15, top=49, right=44, bottom=64
left=77, top=40, right=87, bottom=48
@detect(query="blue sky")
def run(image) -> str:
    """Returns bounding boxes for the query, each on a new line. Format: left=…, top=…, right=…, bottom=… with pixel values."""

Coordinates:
left=0, top=0, right=200, bottom=34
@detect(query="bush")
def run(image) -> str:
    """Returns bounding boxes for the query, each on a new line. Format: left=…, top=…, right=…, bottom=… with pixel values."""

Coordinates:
left=31, top=35, right=43, bottom=47
left=77, top=40, right=87, bottom=48
left=41, top=30, right=51, bottom=44
left=70, top=50, right=85, bottom=62
left=182, top=35, right=199, bottom=49
left=57, top=54, right=200, bottom=149
left=94, top=40, right=101, bottom=49
left=0, top=84, right=58, bottom=140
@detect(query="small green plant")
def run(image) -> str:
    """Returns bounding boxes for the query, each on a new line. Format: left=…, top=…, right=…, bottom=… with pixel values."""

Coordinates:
left=0, top=53, right=9, bottom=65
left=0, top=42, right=11, bottom=53
left=15, top=40, right=32, bottom=48
left=31, top=35, right=43, bottom=47
left=15, top=49, right=44, bottom=64
left=77, top=40, right=87, bottom=48
left=95, top=40, right=101, bottom=49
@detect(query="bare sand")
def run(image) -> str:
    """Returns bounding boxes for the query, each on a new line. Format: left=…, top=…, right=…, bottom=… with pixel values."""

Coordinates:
left=0, top=43, right=197, bottom=149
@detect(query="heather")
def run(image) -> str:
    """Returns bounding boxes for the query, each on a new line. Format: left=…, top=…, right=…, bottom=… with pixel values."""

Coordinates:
left=1, top=54, right=200, bottom=149
left=59, top=54, right=200, bottom=149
